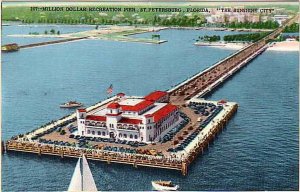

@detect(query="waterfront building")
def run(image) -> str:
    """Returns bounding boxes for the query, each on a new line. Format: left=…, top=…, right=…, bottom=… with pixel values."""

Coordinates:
left=76, top=91, right=180, bottom=143
left=273, top=15, right=289, bottom=25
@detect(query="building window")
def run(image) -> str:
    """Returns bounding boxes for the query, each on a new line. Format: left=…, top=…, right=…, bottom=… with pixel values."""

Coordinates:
left=124, top=134, right=127, bottom=138
left=87, top=130, right=91, bottom=134
left=148, top=119, right=150, bottom=123
left=110, top=110, right=112, bottom=114
left=98, top=131, right=101, bottom=135
left=119, top=133, right=122, bottom=137
left=92, top=131, right=95, bottom=135
left=102, top=132, right=106, bottom=136
left=134, top=135, right=138, bottom=139
left=141, top=137, right=143, bottom=141
left=130, top=134, right=133, bottom=139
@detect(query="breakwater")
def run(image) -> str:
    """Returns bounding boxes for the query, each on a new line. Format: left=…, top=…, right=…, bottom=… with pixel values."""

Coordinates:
left=19, top=37, right=88, bottom=49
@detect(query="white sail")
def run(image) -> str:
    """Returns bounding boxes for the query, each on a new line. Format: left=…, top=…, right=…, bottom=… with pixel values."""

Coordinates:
left=82, top=155, right=98, bottom=191
left=68, top=158, right=82, bottom=192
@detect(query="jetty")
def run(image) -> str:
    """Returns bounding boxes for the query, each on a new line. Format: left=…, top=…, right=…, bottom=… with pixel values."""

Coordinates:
left=4, top=16, right=297, bottom=175
left=6, top=26, right=168, bottom=51
left=19, top=37, right=88, bottom=49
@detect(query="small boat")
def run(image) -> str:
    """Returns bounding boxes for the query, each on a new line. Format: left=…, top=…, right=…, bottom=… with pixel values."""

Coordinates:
left=151, top=180, right=179, bottom=191
left=60, top=101, right=82, bottom=108
left=68, top=154, right=98, bottom=191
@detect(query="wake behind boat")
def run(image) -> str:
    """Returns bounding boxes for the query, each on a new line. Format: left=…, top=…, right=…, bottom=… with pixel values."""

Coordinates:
left=60, top=101, right=83, bottom=108
left=152, top=180, right=179, bottom=191
left=68, top=154, right=98, bottom=191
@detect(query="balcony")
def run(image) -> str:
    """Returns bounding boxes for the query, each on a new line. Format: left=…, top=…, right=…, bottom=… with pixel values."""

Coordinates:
left=117, top=124, right=139, bottom=131
left=86, top=121, right=107, bottom=128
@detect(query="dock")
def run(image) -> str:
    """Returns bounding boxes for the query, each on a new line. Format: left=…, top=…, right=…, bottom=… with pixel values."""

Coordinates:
left=4, top=16, right=297, bottom=175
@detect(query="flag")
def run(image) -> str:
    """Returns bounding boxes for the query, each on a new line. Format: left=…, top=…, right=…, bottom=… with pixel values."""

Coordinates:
left=107, top=84, right=113, bottom=94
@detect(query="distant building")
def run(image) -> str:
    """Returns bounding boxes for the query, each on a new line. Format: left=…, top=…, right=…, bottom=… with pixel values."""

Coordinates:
left=76, top=91, right=180, bottom=143
left=273, top=15, right=289, bottom=25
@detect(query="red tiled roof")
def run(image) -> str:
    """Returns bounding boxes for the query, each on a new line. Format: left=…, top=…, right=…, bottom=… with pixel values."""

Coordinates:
left=107, top=102, right=120, bottom=109
left=144, top=90, right=168, bottom=102
left=86, top=115, right=106, bottom=121
left=119, top=117, right=142, bottom=125
left=151, top=104, right=177, bottom=123
left=78, top=108, right=86, bottom=112
left=121, top=100, right=154, bottom=112
left=145, top=114, right=153, bottom=118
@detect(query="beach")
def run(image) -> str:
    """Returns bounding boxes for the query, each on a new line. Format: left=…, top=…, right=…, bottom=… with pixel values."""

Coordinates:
left=194, top=42, right=249, bottom=49
left=267, top=41, right=299, bottom=51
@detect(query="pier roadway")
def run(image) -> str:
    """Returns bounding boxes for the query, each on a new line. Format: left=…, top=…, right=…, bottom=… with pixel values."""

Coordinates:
left=168, top=15, right=298, bottom=102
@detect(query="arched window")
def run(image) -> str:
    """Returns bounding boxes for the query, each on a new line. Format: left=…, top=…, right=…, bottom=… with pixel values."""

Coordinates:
left=87, top=130, right=91, bottom=134
left=124, top=134, right=127, bottom=138
left=102, top=132, right=105, bottom=136
left=98, top=131, right=101, bottom=135
left=130, top=134, right=133, bottom=139
left=119, top=133, right=122, bottom=137
left=92, top=131, right=95, bottom=135
left=134, top=135, right=138, bottom=139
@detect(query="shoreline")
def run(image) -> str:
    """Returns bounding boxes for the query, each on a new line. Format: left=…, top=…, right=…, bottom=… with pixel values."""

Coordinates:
left=267, top=41, right=299, bottom=51
left=194, top=41, right=249, bottom=49
left=3, top=22, right=275, bottom=32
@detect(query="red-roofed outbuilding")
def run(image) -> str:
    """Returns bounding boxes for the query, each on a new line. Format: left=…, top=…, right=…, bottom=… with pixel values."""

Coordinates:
left=144, top=90, right=169, bottom=102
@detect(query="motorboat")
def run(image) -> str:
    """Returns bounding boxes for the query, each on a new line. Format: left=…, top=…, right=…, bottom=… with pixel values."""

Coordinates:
left=60, top=101, right=82, bottom=108
left=151, top=180, right=179, bottom=191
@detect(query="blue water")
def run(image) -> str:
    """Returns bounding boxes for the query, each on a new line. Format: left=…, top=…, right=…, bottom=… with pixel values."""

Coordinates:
left=2, top=25, right=299, bottom=191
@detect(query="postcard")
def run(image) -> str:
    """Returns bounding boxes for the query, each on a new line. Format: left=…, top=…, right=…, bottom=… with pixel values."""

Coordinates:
left=1, top=1, right=299, bottom=191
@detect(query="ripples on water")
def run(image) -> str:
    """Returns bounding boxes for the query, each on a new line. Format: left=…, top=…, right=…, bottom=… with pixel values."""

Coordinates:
left=2, top=26, right=299, bottom=191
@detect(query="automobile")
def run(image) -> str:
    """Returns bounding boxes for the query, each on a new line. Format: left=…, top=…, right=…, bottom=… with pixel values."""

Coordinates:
left=69, top=134, right=75, bottom=138
left=86, top=137, right=92, bottom=141
left=127, top=141, right=134, bottom=145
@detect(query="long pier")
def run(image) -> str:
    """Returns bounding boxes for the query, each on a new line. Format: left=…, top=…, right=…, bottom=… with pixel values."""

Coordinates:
left=4, top=16, right=297, bottom=175
left=18, top=37, right=88, bottom=49
left=168, top=15, right=298, bottom=100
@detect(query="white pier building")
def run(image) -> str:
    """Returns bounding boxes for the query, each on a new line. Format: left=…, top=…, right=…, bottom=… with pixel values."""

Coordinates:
left=76, top=91, right=180, bottom=143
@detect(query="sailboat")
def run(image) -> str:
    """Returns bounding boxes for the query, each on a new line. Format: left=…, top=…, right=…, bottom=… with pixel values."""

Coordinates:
left=68, top=154, right=98, bottom=191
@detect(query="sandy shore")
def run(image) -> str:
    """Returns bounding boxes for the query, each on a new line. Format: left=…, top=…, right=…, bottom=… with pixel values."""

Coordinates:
left=194, top=42, right=249, bottom=49
left=267, top=41, right=299, bottom=52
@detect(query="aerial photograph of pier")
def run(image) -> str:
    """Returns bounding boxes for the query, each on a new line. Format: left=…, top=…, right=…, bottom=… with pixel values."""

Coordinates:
left=1, top=1, right=299, bottom=191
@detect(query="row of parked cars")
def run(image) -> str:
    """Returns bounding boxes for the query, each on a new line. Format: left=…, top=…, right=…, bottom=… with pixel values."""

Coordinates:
left=167, top=104, right=224, bottom=153
left=69, top=134, right=148, bottom=148
left=39, top=138, right=74, bottom=146
left=161, top=113, right=190, bottom=143
left=189, top=102, right=217, bottom=116
left=103, top=146, right=137, bottom=154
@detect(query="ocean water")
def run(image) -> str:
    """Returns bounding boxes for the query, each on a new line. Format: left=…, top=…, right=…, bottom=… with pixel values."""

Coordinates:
left=2, top=25, right=299, bottom=191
